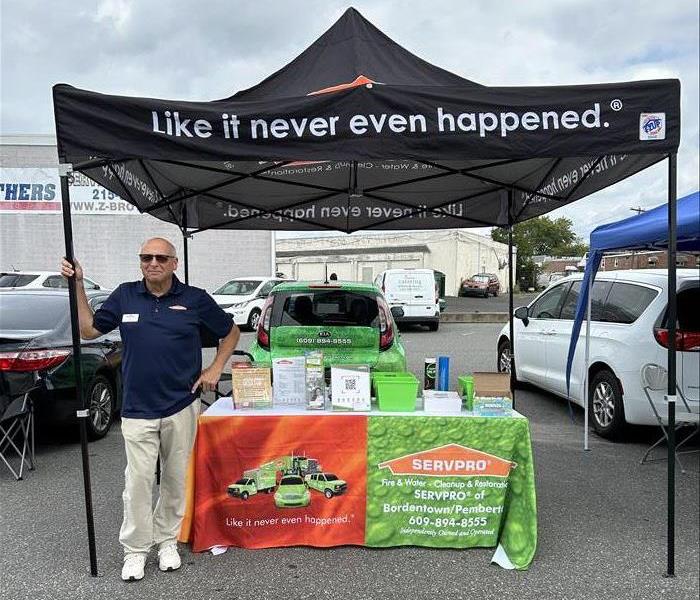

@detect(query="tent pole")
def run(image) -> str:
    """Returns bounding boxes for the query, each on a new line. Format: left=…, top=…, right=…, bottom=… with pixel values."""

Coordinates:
left=666, top=153, right=677, bottom=577
left=584, top=271, right=591, bottom=451
left=507, top=189, right=516, bottom=409
left=59, top=166, right=99, bottom=576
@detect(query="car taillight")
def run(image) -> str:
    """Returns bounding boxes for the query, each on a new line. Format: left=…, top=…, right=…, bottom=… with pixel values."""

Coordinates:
left=0, top=349, right=71, bottom=372
left=257, top=296, right=274, bottom=350
left=377, top=298, right=394, bottom=351
left=654, top=328, right=700, bottom=352
left=435, top=284, right=439, bottom=305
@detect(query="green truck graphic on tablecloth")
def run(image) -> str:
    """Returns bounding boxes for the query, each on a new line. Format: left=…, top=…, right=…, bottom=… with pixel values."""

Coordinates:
left=227, top=462, right=277, bottom=500
left=227, top=453, right=348, bottom=505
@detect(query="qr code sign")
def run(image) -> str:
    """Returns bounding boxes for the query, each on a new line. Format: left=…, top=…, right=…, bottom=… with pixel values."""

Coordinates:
left=344, top=378, right=357, bottom=391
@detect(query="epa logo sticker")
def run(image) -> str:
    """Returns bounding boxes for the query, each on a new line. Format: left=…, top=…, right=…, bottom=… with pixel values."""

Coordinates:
left=639, top=113, right=666, bottom=140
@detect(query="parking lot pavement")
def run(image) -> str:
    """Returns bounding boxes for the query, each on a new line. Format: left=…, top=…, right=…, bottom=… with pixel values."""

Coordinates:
left=444, top=293, right=539, bottom=314
left=1, top=324, right=698, bottom=600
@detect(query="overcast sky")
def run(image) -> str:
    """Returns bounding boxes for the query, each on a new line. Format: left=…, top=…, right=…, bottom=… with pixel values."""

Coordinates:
left=1, top=0, right=698, bottom=240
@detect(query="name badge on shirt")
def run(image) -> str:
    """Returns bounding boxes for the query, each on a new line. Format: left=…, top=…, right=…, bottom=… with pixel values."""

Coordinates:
left=122, top=314, right=140, bottom=323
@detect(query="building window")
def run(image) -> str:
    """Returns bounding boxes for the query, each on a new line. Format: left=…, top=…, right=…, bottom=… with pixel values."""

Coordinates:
left=613, top=258, right=619, bottom=268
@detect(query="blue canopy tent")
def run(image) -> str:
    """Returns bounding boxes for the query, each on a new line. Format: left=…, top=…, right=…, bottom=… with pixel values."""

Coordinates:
left=564, top=190, right=699, bottom=576
left=566, top=190, right=700, bottom=398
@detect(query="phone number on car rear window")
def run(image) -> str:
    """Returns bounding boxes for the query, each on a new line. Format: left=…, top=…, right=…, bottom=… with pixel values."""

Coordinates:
left=296, top=338, right=353, bottom=345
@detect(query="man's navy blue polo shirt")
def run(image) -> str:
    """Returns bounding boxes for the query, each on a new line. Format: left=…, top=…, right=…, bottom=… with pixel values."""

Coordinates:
left=93, top=275, right=233, bottom=419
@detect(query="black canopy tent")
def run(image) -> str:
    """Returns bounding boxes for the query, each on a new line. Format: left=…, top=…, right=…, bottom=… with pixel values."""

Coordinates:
left=51, top=8, right=681, bottom=577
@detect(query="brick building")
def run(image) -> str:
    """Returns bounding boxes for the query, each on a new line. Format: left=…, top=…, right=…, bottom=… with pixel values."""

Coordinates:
left=600, top=250, right=700, bottom=271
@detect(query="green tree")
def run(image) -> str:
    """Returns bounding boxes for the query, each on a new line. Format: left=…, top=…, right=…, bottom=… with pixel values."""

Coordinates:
left=492, top=216, right=587, bottom=288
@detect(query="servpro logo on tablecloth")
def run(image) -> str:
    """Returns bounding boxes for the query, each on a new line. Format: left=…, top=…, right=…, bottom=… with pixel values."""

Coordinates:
left=378, top=443, right=515, bottom=478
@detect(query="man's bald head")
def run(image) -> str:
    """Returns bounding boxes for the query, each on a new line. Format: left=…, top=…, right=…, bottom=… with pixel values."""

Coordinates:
left=140, top=237, right=177, bottom=257
left=139, top=238, right=178, bottom=287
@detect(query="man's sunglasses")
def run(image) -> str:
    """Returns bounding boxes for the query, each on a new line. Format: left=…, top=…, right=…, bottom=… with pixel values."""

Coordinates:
left=139, top=254, right=176, bottom=264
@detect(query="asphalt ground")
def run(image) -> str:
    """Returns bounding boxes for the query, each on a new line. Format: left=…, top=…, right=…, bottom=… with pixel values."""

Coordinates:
left=1, top=325, right=698, bottom=600
left=443, top=293, right=539, bottom=314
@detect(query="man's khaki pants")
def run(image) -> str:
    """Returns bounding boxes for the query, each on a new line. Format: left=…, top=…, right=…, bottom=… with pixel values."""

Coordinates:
left=119, top=400, right=200, bottom=555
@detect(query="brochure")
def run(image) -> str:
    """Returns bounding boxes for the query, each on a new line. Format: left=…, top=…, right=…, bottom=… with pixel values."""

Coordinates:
left=305, top=351, right=326, bottom=410
left=231, top=365, right=273, bottom=409
left=272, top=356, right=306, bottom=406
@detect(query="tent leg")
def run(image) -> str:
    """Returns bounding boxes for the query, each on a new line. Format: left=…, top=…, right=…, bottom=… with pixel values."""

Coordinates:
left=666, top=153, right=677, bottom=577
left=60, top=168, right=99, bottom=577
left=182, top=206, right=190, bottom=286
left=507, top=189, right=516, bottom=409
left=584, top=273, right=591, bottom=451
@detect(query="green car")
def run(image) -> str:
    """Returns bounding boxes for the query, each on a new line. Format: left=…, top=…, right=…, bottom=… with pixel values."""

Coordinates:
left=249, top=281, right=407, bottom=372
left=274, top=475, right=311, bottom=508
left=305, top=472, right=348, bottom=498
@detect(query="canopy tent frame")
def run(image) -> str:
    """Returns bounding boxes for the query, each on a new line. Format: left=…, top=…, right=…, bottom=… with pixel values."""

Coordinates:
left=51, top=7, right=682, bottom=579
left=57, top=153, right=682, bottom=578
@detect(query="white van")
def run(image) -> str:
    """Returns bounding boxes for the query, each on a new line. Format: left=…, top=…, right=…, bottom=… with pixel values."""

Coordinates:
left=374, top=268, right=440, bottom=331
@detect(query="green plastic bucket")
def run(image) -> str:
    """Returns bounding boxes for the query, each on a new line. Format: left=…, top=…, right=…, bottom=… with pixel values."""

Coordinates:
left=458, top=375, right=475, bottom=411
left=371, top=371, right=410, bottom=392
left=374, top=372, right=419, bottom=411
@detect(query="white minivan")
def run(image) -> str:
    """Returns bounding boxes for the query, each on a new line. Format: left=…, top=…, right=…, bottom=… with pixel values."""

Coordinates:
left=496, top=269, right=699, bottom=439
left=374, top=268, right=440, bottom=331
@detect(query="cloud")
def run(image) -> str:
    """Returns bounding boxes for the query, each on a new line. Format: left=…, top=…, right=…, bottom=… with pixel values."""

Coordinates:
left=1, top=0, right=697, bottom=238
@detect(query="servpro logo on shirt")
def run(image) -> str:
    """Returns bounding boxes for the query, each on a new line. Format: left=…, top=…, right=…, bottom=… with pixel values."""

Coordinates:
left=378, top=443, right=515, bottom=478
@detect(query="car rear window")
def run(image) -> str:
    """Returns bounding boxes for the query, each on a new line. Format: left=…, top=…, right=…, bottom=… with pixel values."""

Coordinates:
left=386, top=272, right=433, bottom=290
left=275, top=290, right=379, bottom=327
left=678, top=287, right=700, bottom=331
left=659, top=286, right=700, bottom=331
left=0, top=294, right=67, bottom=330
left=601, top=282, right=658, bottom=324
left=0, top=274, right=39, bottom=287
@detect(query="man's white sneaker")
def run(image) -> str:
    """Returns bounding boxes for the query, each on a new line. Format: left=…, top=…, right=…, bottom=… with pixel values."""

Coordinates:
left=121, top=553, right=146, bottom=582
left=158, top=544, right=181, bottom=572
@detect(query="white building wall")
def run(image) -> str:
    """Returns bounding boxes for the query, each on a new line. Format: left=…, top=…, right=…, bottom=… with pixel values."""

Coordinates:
left=276, top=231, right=514, bottom=295
left=0, top=137, right=272, bottom=293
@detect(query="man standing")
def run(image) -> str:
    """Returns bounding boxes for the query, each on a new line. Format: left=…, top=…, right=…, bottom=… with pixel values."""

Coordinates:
left=61, top=237, right=239, bottom=582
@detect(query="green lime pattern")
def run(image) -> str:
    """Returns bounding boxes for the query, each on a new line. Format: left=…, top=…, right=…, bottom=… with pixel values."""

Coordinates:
left=365, top=415, right=537, bottom=569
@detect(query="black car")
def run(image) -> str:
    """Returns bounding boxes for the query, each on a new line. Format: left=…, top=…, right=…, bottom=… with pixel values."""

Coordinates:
left=0, top=289, right=122, bottom=439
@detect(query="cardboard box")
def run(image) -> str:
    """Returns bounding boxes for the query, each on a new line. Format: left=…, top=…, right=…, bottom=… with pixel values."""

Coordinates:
left=472, top=372, right=512, bottom=399
left=472, top=372, right=512, bottom=417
